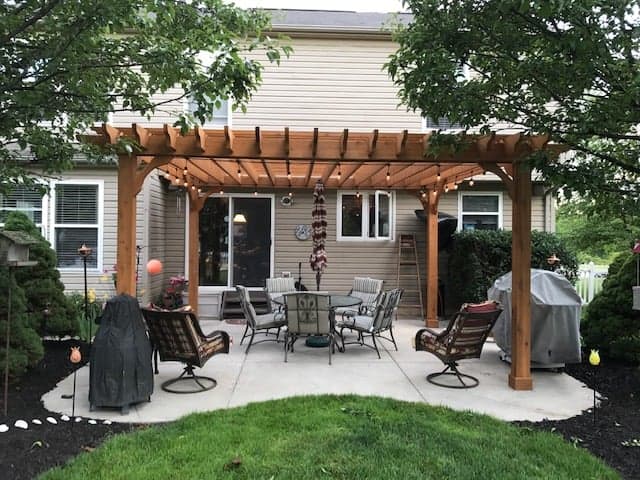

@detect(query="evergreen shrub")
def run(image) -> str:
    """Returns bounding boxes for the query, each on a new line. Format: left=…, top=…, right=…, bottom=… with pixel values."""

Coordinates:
left=446, top=230, right=579, bottom=308
left=4, top=211, right=79, bottom=336
left=582, top=251, right=640, bottom=364
left=0, top=266, right=44, bottom=377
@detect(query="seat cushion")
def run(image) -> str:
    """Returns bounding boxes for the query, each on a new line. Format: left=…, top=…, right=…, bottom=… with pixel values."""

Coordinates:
left=339, top=314, right=374, bottom=332
left=254, top=312, right=286, bottom=329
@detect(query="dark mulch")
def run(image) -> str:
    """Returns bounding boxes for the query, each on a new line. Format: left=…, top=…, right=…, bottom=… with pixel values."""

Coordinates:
left=0, top=341, right=142, bottom=480
left=516, top=359, right=640, bottom=480
left=1, top=341, right=639, bottom=480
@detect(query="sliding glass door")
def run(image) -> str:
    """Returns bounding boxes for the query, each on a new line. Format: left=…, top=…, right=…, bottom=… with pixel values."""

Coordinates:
left=198, top=195, right=272, bottom=287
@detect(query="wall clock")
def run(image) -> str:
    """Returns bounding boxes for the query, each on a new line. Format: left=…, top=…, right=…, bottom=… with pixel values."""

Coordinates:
left=295, top=224, right=312, bottom=240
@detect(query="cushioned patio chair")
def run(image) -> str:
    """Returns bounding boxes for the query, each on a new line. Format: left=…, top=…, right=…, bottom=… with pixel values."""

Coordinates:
left=141, top=308, right=230, bottom=393
left=414, top=301, right=502, bottom=388
left=337, top=288, right=402, bottom=358
left=265, top=276, right=297, bottom=313
left=283, top=292, right=334, bottom=364
left=236, top=285, right=287, bottom=353
left=335, top=276, right=384, bottom=319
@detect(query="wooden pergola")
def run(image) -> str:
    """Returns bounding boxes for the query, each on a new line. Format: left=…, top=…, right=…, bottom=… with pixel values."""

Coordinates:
left=90, top=124, right=564, bottom=390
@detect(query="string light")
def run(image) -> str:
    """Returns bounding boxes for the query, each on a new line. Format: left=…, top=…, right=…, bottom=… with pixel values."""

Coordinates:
left=469, top=179, right=474, bottom=187
left=163, top=171, right=170, bottom=180
left=421, top=189, right=426, bottom=198
left=386, top=163, right=391, bottom=182
left=444, top=185, right=449, bottom=193
left=288, top=191, right=293, bottom=197
left=174, top=177, right=181, bottom=184
left=337, top=163, right=342, bottom=181
left=453, top=183, right=458, bottom=190
left=184, top=180, right=189, bottom=187
left=197, top=188, right=202, bottom=194
left=183, top=167, right=188, bottom=176
left=356, top=190, right=361, bottom=198
left=436, top=164, right=441, bottom=181
left=286, top=160, right=291, bottom=180
left=191, top=185, right=196, bottom=191
left=253, top=189, right=258, bottom=196
left=219, top=189, right=224, bottom=195
left=432, top=189, right=437, bottom=195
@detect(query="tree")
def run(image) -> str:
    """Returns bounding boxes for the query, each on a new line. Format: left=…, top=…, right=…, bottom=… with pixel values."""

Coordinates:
left=386, top=1, right=639, bottom=216
left=0, top=0, right=290, bottom=193
left=556, top=200, right=640, bottom=264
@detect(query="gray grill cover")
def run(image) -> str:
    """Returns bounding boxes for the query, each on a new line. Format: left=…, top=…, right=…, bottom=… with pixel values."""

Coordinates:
left=89, top=294, right=153, bottom=408
left=488, top=269, right=582, bottom=364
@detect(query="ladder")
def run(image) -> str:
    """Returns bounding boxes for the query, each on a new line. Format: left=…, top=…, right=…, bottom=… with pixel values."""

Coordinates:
left=396, top=234, right=425, bottom=319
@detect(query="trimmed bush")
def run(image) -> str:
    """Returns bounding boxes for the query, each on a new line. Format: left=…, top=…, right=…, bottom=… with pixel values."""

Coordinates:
left=0, top=266, right=44, bottom=377
left=582, top=251, right=640, bottom=364
left=446, top=230, right=579, bottom=308
left=4, top=212, right=79, bottom=336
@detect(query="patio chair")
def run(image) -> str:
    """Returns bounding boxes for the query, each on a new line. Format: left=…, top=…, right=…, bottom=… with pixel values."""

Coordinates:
left=141, top=308, right=230, bottom=393
left=337, top=288, right=403, bottom=358
left=414, top=301, right=502, bottom=388
left=265, top=276, right=297, bottom=313
left=283, top=292, right=334, bottom=364
left=335, top=276, right=384, bottom=319
left=236, top=285, right=287, bottom=353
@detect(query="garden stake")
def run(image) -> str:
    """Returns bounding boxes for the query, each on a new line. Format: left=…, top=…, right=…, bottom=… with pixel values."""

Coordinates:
left=69, top=347, right=82, bottom=424
left=3, top=268, right=13, bottom=416
left=589, top=349, right=600, bottom=424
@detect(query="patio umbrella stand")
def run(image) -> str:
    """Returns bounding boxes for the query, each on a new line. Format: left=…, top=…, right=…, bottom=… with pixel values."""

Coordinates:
left=307, top=181, right=329, bottom=348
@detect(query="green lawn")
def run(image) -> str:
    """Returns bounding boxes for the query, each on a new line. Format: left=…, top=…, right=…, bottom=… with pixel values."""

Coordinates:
left=40, top=395, right=619, bottom=480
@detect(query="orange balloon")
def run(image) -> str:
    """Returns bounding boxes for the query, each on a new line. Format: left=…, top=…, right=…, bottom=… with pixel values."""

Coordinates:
left=146, top=259, right=163, bottom=275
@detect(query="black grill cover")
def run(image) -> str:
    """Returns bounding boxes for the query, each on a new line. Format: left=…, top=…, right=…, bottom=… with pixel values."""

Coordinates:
left=89, top=294, right=153, bottom=409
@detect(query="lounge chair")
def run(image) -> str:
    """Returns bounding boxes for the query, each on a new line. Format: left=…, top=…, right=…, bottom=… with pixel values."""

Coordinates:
left=414, top=301, right=502, bottom=388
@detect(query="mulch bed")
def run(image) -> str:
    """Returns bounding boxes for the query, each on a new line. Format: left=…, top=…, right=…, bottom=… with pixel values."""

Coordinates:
left=1, top=340, right=639, bottom=479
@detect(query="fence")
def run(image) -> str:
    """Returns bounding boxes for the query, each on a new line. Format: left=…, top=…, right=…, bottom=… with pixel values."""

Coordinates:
left=575, top=262, right=608, bottom=304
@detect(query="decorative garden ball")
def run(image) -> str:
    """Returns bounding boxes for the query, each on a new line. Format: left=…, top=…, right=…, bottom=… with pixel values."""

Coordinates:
left=146, top=259, right=163, bottom=275
left=69, top=347, right=82, bottom=364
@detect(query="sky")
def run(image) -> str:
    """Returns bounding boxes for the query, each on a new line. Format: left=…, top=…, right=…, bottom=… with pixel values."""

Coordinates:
left=231, top=0, right=408, bottom=13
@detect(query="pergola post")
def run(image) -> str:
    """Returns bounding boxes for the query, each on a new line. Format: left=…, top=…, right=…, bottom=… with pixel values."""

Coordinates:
left=187, top=191, right=205, bottom=314
left=422, top=191, right=440, bottom=327
left=116, top=154, right=137, bottom=295
left=509, top=159, right=533, bottom=390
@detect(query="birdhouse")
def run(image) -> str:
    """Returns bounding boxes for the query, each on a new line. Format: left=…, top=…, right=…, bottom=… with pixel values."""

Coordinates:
left=0, top=230, right=38, bottom=267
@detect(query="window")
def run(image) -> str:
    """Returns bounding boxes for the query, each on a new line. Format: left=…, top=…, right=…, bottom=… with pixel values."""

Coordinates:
left=0, top=185, right=45, bottom=232
left=423, top=117, right=463, bottom=130
left=52, top=181, right=102, bottom=269
left=337, top=191, right=393, bottom=241
left=459, top=193, right=502, bottom=231
left=186, top=96, right=230, bottom=127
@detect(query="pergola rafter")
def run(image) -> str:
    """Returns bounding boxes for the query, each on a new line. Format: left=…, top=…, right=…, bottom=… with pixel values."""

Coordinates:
left=86, top=124, right=564, bottom=392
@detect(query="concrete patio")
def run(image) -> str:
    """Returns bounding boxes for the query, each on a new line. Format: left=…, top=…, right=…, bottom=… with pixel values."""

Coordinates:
left=43, top=318, right=595, bottom=424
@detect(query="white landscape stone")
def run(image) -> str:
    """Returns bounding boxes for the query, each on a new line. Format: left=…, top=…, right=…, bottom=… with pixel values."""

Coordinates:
left=88, top=419, right=97, bottom=425
left=32, top=419, right=42, bottom=425
left=103, top=420, right=112, bottom=425
left=74, top=417, right=82, bottom=423
left=60, top=415, right=70, bottom=422
left=14, top=420, right=28, bottom=429
left=0, top=424, right=9, bottom=433
left=46, top=417, right=57, bottom=425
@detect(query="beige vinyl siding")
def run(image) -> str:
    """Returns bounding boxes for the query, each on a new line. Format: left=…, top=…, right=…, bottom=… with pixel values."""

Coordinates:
left=235, top=38, right=423, bottom=131
left=110, top=87, right=185, bottom=127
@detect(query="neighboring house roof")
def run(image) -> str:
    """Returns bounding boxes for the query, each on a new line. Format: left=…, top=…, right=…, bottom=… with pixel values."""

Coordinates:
left=266, top=9, right=412, bottom=35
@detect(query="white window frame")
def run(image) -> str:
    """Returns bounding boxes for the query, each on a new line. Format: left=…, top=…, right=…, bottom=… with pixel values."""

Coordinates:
left=184, top=95, right=232, bottom=128
left=186, top=193, right=275, bottom=292
left=0, top=184, right=49, bottom=237
left=457, top=191, right=503, bottom=232
left=336, top=190, right=395, bottom=242
left=50, top=179, right=104, bottom=272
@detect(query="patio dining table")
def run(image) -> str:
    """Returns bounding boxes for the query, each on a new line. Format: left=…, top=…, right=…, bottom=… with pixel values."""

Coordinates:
left=271, top=294, right=362, bottom=347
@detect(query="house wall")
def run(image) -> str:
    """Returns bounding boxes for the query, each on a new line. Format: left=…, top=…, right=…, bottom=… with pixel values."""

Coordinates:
left=81, top=23, right=553, bottom=317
